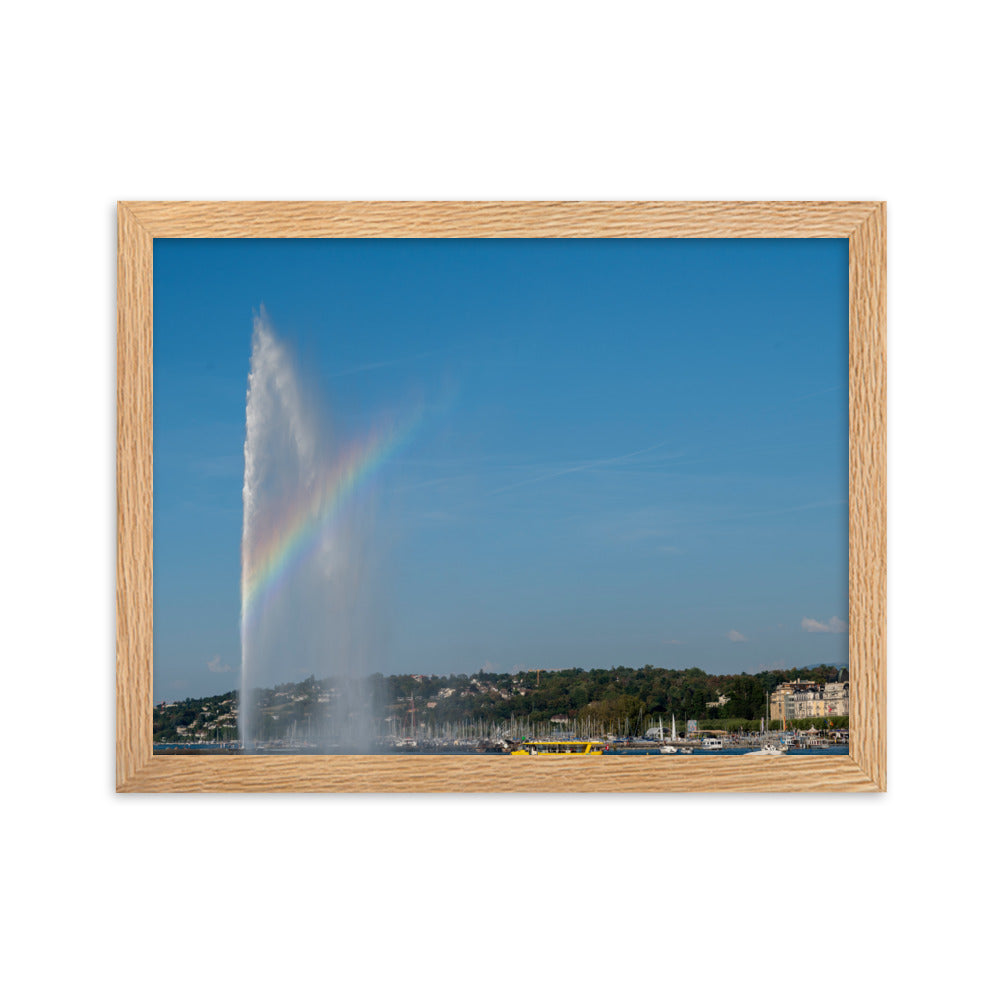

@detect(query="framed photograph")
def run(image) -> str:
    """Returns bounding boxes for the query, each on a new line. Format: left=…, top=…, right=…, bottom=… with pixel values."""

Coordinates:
left=117, top=201, right=885, bottom=792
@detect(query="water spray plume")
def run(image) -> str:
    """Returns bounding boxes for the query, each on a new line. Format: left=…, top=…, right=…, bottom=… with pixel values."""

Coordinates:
left=239, top=311, right=419, bottom=750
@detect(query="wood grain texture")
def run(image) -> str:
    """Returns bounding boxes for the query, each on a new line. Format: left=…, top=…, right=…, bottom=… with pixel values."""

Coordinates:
left=116, top=200, right=887, bottom=793
left=849, top=204, right=888, bottom=790
left=123, top=200, right=878, bottom=239
left=122, top=754, right=879, bottom=793
left=117, top=205, right=154, bottom=788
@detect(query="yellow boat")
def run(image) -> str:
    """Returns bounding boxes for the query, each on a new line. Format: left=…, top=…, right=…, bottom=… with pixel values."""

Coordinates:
left=509, top=740, right=604, bottom=755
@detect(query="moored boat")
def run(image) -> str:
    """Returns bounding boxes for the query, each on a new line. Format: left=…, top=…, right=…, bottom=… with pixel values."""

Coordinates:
left=660, top=714, right=681, bottom=753
left=509, top=740, right=604, bottom=756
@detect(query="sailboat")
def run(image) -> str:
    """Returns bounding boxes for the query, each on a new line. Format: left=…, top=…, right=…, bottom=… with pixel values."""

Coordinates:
left=745, top=706, right=786, bottom=756
left=660, top=713, right=679, bottom=753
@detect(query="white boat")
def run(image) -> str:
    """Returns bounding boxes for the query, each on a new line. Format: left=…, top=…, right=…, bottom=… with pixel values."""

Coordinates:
left=745, top=716, right=787, bottom=756
left=660, top=714, right=680, bottom=753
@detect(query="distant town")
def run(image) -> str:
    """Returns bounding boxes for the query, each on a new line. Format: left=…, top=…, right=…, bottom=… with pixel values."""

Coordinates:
left=154, top=663, right=848, bottom=747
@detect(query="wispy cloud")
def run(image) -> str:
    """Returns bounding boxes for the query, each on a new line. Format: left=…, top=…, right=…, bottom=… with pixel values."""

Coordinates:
left=329, top=350, right=438, bottom=378
left=727, top=629, right=748, bottom=643
left=801, top=616, right=847, bottom=633
left=663, top=638, right=684, bottom=646
left=489, top=441, right=680, bottom=497
left=392, top=473, right=477, bottom=495
left=709, top=499, right=846, bottom=523
left=207, top=655, right=234, bottom=674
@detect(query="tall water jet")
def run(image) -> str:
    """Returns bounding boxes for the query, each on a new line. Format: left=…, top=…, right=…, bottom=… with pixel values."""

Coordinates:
left=239, top=312, right=383, bottom=751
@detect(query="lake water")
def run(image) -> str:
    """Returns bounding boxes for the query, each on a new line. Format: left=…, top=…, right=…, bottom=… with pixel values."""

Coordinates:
left=153, top=744, right=849, bottom=756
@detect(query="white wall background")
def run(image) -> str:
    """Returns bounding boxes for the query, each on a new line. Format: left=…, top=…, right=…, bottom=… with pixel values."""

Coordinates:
left=3, top=2, right=996, bottom=997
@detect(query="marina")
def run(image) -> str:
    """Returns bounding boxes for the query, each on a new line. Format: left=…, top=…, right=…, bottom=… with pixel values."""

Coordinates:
left=154, top=732, right=849, bottom=756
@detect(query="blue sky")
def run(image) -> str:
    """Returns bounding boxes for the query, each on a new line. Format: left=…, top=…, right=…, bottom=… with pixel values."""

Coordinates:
left=153, top=238, right=848, bottom=700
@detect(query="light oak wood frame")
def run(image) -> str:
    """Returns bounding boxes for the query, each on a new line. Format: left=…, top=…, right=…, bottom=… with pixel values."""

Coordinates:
left=117, top=201, right=886, bottom=792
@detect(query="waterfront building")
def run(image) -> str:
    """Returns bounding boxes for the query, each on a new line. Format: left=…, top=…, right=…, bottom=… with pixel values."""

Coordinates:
left=820, top=681, right=849, bottom=716
left=770, top=680, right=849, bottom=721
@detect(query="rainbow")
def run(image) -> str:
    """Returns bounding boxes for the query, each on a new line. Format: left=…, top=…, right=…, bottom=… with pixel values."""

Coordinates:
left=241, top=407, right=422, bottom=630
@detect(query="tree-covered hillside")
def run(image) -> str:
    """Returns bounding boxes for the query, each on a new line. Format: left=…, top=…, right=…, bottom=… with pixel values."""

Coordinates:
left=154, top=664, right=847, bottom=742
